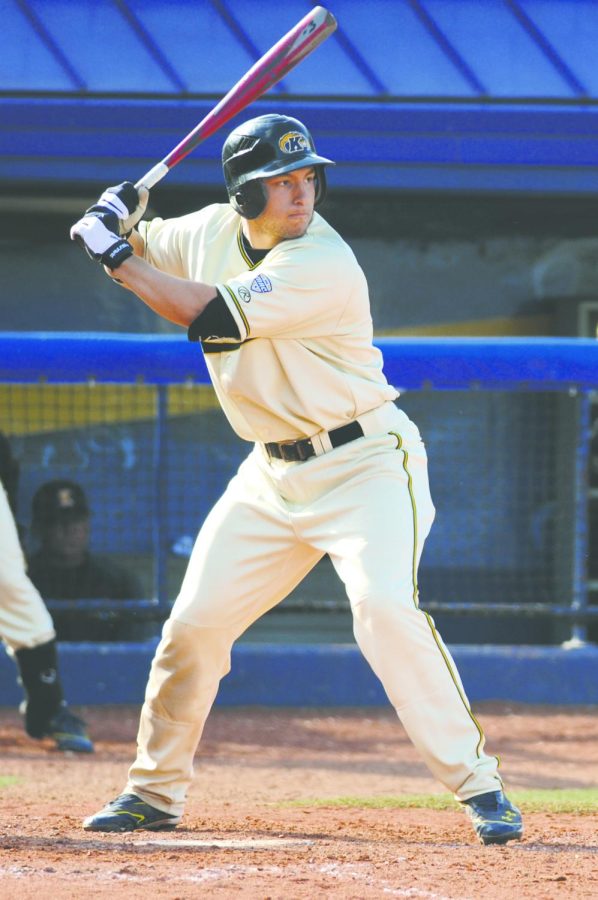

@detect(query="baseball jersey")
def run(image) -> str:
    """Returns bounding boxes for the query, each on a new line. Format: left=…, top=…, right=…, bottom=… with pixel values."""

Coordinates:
left=139, top=205, right=398, bottom=443
left=27, top=551, right=143, bottom=604
left=26, top=550, right=144, bottom=641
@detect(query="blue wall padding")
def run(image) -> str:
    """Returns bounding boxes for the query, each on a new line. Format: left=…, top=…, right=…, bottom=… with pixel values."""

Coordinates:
left=1, top=642, right=597, bottom=707
left=2, top=334, right=598, bottom=390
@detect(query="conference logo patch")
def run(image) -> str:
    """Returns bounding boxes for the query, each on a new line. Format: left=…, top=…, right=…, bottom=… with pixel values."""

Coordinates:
left=250, top=275, right=272, bottom=293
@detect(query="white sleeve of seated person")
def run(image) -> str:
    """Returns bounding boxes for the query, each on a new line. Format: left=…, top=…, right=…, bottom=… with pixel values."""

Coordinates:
left=0, top=482, right=55, bottom=651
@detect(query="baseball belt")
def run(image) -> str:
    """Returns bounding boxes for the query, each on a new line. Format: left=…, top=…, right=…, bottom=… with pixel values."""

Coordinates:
left=264, top=420, right=364, bottom=462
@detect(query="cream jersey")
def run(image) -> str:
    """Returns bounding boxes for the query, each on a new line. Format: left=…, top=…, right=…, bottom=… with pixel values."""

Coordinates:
left=139, top=204, right=398, bottom=443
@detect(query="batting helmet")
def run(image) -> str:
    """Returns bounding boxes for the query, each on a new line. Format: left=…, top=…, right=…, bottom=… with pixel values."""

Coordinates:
left=222, top=114, right=334, bottom=219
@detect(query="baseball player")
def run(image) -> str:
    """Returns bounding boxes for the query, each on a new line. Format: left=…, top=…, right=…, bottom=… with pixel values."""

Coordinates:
left=0, top=433, right=93, bottom=752
left=71, top=114, right=522, bottom=845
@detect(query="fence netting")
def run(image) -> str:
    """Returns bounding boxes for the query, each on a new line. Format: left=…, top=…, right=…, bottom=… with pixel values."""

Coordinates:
left=1, top=380, right=578, bottom=642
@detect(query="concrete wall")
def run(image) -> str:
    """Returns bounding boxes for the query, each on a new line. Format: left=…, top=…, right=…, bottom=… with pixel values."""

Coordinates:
left=3, top=191, right=598, bottom=338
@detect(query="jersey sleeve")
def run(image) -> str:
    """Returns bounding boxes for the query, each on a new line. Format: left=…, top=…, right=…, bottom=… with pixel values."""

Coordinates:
left=137, top=217, right=186, bottom=278
left=187, top=291, right=241, bottom=343
left=215, top=238, right=360, bottom=342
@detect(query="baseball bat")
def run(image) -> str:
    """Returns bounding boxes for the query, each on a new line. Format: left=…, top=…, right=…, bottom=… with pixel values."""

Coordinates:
left=135, top=6, right=337, bottom=191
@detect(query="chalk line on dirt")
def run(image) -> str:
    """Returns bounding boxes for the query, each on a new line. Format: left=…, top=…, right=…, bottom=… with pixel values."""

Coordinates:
left=134, top=837, right=314, bottom=849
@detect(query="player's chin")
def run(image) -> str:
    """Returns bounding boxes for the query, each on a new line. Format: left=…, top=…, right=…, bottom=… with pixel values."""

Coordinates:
left=285, top=214, right=312, bottom=238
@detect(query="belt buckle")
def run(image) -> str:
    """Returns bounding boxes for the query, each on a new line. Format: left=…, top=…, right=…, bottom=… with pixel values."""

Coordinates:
left=267, top=438, right=315, bottom=462
left=278, top=442, right=296, bottom=462
left=295, top=439, right=314, bottom=461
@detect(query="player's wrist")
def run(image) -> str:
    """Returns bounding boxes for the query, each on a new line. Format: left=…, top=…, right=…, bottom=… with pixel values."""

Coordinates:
left=101, top=238, right=134, bottom=270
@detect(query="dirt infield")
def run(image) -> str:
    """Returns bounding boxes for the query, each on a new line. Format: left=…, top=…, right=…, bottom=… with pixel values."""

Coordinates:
left=0, top=703, right=596, bottom=898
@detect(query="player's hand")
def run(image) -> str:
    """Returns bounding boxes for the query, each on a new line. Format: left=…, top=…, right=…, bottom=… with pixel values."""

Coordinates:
left=70, top=211, right=134, bottom=270
left=87, top=182, right=149, bottom=236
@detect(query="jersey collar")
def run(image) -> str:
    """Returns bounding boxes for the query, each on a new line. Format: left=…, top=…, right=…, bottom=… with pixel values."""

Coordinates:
left=237, top=223, right=269, bottom=269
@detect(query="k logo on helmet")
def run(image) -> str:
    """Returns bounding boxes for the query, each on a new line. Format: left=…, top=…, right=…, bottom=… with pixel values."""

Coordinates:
left=279, top=132, right=310, bottom=154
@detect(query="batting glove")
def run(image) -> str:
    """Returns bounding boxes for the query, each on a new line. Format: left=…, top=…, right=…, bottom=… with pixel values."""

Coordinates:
left=87, top=181, right=149, bottom=236
left=70, top=211, right=134, bottom=270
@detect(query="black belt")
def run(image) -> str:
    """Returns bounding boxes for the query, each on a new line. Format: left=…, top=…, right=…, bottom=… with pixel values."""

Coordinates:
left=264, top=420, right=364, bottom=462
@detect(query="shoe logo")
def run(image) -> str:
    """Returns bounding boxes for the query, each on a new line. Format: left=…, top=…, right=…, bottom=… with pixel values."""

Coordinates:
left=502, top=809, right=518, bottom=821
left=40, top=668, right=57, bottom=684
left=117, top=810, right=146, bottom=823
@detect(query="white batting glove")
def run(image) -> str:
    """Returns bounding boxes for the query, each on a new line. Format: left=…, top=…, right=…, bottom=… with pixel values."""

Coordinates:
left=70, top=212, right=134, bottom=270
left=89, top=182, right=149, bottom=236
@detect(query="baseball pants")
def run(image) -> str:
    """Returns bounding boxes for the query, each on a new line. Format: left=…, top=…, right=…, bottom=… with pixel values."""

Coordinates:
left=0, top=484, right=56, bottom=651
left=126, top=402, right=502, bottom=816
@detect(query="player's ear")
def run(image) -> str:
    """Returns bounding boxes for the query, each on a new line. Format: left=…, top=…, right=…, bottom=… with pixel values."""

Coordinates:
left=314, top=166, right=327, bottom=208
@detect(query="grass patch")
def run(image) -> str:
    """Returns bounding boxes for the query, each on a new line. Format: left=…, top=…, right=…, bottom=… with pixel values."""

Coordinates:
left=0, top=776, right=21, bottom=789
left=279, top=788, right=598, bottom=815
left=511, top=789, right=598, bottom=814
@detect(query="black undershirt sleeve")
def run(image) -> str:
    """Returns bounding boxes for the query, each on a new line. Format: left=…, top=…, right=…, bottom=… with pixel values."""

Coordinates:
left=187, top=290, right=241, bottom=343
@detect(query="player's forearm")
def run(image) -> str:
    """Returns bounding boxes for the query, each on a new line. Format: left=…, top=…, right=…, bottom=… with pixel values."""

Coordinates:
left=128, top=229, right=145, bottom=257
left=114, top=255, right=216, bottom=327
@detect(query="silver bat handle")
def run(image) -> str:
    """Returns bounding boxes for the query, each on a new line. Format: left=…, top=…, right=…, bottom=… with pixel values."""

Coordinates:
left=135, top=162, right=170, bottom=192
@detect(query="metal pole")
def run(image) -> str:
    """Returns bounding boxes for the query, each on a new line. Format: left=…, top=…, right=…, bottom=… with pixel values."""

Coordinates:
left=565, top=388, right=592, bottom=646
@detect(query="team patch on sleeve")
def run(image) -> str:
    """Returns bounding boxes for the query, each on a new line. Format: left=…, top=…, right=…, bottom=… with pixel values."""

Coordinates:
left=250, top=274, right=272, bottom=293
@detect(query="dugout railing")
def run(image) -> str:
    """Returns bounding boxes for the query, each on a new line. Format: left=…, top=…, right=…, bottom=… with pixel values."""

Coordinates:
left=1, top=333, right=597, bottom=646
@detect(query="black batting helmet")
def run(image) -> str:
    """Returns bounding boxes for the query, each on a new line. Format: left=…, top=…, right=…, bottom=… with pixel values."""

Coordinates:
left=222, top=114, right=334, bottom=219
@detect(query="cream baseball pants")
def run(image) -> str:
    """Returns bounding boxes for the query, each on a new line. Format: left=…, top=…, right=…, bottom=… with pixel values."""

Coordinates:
left=126, top=403, right=503, bottom=816
left=0, top=483, right=55, bottom=651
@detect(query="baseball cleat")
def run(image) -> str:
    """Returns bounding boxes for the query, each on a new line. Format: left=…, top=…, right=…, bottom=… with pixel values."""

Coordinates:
left=46, top=707, right=94, bottom=753
left=83, top=793, right=181, bottom=832
left=462, top=790, right=523, bottom=845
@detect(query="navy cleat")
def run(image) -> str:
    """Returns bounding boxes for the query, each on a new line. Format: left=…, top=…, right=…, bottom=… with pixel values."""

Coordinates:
left=463, top=790, right=523, bottom=845
left=83, top=793, right=181, bottom=832
left=46, top=707, right=94, bottom=753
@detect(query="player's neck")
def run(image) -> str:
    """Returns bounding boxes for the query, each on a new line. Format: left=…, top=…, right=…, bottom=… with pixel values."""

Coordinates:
left=239, top=228, right=270, bottom=265
left=241, top=221, right=279, bottom=251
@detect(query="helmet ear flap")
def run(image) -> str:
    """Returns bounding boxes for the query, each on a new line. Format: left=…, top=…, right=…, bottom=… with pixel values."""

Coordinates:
left=230, top=180, right=267, bottom=219
left=314, top=166, right=327, bottom=208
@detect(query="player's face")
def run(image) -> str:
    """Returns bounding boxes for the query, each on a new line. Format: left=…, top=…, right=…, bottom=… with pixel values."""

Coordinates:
left=43, top=517, right=90, bottom=566
left=248, top=166, right=316, bottom=248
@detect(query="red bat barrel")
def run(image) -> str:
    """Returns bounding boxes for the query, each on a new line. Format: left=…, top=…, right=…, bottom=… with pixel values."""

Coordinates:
left=136, top=6, right=337, bottom=191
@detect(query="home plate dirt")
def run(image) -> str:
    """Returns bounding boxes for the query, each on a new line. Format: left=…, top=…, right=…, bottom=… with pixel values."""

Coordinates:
left=0, top=703, right=596, bottom=899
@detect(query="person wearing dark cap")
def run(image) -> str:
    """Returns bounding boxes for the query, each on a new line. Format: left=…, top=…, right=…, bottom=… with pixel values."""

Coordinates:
left=0, top=433, right=93, bottom=753
left=27, top=479, right=144, bottom=640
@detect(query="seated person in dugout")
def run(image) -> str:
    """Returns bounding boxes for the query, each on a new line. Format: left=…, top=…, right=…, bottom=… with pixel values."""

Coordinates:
left=27, top=479, right=144, bottom=640
left=0, top=432, right=93, bottom=752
